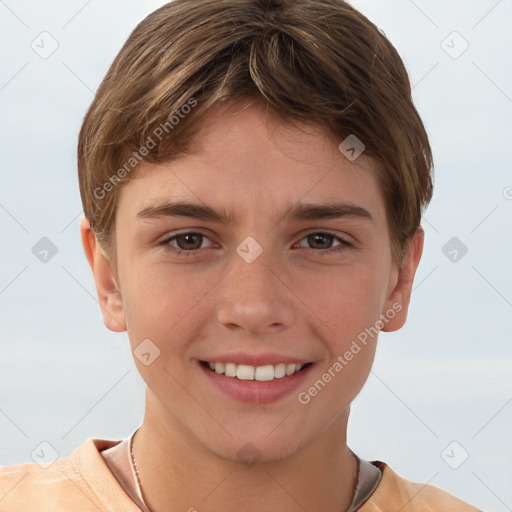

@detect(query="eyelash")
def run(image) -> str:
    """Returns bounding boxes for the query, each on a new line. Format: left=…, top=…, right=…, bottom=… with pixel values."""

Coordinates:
left=159, top=231, right=353, bottom=258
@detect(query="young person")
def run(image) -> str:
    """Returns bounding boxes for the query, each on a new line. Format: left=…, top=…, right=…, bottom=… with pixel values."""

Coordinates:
left=0, top=0, right=481, bottom=510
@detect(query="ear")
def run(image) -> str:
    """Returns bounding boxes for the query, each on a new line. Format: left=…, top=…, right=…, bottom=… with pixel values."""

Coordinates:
left=80, top=217, right=127, bottom=333
left=381, top=227, right=424, bottom=332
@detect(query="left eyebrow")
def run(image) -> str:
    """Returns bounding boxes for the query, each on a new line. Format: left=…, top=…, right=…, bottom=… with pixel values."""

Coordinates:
left=137, top=200, right=373, bottom=225
left=284, top=202, right=373, bottom=223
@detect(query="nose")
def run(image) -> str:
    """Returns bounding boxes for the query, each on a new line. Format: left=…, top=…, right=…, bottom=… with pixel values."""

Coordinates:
left=216, top=251, right=296, bottom=335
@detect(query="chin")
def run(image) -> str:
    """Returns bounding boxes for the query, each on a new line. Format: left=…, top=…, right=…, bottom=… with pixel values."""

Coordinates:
left=199, top=425, right=313, bottom=466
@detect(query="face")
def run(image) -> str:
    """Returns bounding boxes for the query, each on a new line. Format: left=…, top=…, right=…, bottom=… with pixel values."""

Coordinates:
left=84, top=103, right=421, bottom=462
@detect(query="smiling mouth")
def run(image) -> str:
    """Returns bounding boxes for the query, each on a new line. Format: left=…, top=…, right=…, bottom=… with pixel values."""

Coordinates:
left=200, top=361, right=313, bottom=382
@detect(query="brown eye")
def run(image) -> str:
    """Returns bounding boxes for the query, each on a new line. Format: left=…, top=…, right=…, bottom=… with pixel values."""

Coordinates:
left=297, top=232, right=352, bottom=255
left=306, top=233, right=335, bottom=249
left=173, top=233, right=204, bottom=250
left=161, top=231, right=214, bottom=256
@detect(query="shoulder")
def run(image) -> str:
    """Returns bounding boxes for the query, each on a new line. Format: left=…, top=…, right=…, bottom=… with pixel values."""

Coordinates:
left=0, top=438, right=138, bottom=512
left=0, top=448, right=89, bottom=511
left=359, top=461, right=482, bottom=511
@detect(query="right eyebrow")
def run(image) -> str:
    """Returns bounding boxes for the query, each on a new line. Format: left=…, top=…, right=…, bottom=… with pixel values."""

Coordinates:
left=137, top=201, right=236, bottom=224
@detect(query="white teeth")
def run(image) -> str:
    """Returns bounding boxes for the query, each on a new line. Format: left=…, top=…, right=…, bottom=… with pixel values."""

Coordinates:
left=285, top=363, right=296, bottom=376
left=274, top=363, right=286, bottom=379
left=225, top=362, right=237, bottom=377
left=236, top=364, right=255, bottom=380
left=205, top=361, right=306, bottom=381
left=255, top=365, right=274, bottom=381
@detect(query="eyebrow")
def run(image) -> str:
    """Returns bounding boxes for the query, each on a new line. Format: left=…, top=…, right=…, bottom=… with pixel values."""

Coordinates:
left=137, top=200, right=373, bottom=225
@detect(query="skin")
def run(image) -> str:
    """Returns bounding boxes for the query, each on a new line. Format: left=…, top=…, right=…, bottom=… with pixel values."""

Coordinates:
left=81, top=102, right=423, bottom=512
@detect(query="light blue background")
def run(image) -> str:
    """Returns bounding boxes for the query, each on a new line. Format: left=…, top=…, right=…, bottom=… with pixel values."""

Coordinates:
left=0, top=1, right=511, bottom=510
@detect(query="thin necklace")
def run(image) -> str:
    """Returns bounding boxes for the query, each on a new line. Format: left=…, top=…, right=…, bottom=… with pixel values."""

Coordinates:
left=130, top=432, right=151, bottom=512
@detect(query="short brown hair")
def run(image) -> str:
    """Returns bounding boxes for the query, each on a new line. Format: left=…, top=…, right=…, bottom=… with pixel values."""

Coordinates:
left=78, top=0, right=433, bottom=267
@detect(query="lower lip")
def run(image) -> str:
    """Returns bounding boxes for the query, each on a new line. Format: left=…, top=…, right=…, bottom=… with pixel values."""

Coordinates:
left=198, top=362, right=313, bottom=404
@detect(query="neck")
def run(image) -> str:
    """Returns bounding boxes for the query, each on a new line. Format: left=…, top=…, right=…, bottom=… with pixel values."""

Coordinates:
left=133, top=390, right=358, bottom=512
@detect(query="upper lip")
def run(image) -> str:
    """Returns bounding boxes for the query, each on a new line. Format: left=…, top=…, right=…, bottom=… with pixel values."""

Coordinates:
left=199, top=352, right=312, bottom=367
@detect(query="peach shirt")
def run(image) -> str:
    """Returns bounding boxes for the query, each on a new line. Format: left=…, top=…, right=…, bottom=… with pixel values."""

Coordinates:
left=0, top=438, right=482, bottom=511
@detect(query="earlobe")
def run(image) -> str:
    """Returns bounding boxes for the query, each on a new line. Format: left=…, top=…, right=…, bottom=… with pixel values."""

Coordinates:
left=381, top=227, right=424, bottom=333
left=80, top=217, right=127, bottom=333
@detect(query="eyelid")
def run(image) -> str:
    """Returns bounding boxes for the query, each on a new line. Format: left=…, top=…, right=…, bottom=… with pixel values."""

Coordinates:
left=159, top=228, right=351, bottom=244
left=158, top=228, right=212, bottom=243
left=299, top=228, right=355, bottom=244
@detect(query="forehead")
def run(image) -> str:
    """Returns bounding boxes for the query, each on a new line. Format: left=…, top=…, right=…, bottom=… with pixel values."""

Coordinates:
left=186, top=102, right=373, bottom=174
left=117, top=103, right=387, bottom=225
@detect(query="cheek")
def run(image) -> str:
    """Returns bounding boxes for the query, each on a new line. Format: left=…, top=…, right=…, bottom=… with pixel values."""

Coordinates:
left=294, top=264, right=387, bottom=355
left=295, top=269, right=384, bottom=415
left=119, top=264, right=206, bottom=394
left=121, top=261, right=216, bottom=351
